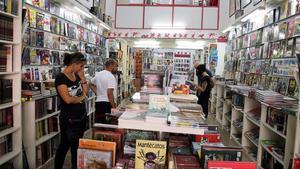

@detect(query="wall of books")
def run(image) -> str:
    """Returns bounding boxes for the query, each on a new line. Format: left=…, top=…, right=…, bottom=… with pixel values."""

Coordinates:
left=21, top=0, right=111, bottom=168
left=224, top=1, right=300, bottom=100
left=0, top=0, right=22, bottom=168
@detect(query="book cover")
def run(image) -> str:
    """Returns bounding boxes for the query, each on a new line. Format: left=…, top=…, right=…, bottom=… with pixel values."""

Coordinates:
left=286, top=38, right=294, bottom=57
left=200, top=146, right=243, bottom=169
left=174, top=155, right=200, bottom=168
left=93, top=130, right=122, bottom=150
left=195, top=134, right=221, bottom=143
left=296, top=37, right=300, bottom=71
left=1, top=79, right=12, bottom=104
left=287, top=79, right=297, bottom=97
left=29, top=8, right=37, bottom=28
left=77, top=148, right=112, bottom=169
left=36, top=12, right=44, bottom=30
left=273, top=25, right=280, bottom=41
left=207, top=161, right=256, bottom=169
left=278, top=22, right=287, bottom=40
left=287, top=19, right=295, bottom=38
left=36, top=31, right=44, bottom=47
left=295, top=17, right=300, bottom=35
left=79, top=139, right=116, bottom=165
left=50, top=16, right=57, bottom=34
left=43, top=32, right=52, bottom=48
left=52, top=35, right=60, bottom=49
left=135, top=140, right=167, bottom=169
left=43, top=13, right=50, bottom=32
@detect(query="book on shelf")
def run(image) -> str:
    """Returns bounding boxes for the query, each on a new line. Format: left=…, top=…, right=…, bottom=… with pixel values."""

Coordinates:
left=266, top=107, right=288, bottom=135
left=93, top=129, right=123, bottom=151
left=0, top=107, right=13, bottom=132
left=199, top=146, right=243, bottom=169
left=35, top=116, right=58, bottom=140
left=192, top=142, right=224, bottom=155
left=0, top=134, right=12, bottom=158
left=79, top=139, right=117, bottom=165
left=135, top=139, right=167, bottom=169
left=294, top=16, right=300, bottom=36
left=207, top=161, right=256, bottom=169
left=287, top=19, right=295, bottom=38
left=0, top=45, right=12, bottom=72
left=36, top=136, right=59, bottom=168
left=194, top=134, right=221, bottom=143
left=174, top=155, right=200, bottom=169
left=0, top=15, right=13, bottom=41
left=0, top=79, right=12, bottom=104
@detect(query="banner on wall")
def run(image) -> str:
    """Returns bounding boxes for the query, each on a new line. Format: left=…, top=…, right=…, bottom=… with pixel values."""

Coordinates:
left=208, top=44, right=218, bottom=75
left=106, top=30, right=224, bottom=40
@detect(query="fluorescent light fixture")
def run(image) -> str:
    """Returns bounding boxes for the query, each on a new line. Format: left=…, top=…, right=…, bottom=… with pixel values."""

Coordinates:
left=133, top=44, right=160, bottom=48
left=175, top=45, right=203, bottom=49
left=74, top=6, right=92, bottom=18
left=222, top=26, right=233, bottom=33
left=134, top=40, right=160, bottom=46
left=100, top=23, right=111, bottom=30
left=241, top=9, right=265, bottom=22
left=175, top=40, right=205, bottom=49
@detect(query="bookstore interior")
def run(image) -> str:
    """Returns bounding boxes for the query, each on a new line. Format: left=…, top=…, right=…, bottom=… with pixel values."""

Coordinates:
left=1, top=0, right=300, bottom=169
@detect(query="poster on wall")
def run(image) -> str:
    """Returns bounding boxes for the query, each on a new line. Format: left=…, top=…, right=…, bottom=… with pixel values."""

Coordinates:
left=209, top=44, right=218, bottom=75
left=241, top=0, right=251, bottom=8
left=229, top=0, right=236, bottom=16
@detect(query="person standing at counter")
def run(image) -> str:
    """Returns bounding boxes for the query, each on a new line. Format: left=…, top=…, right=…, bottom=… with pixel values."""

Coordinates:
left=89, top=59, right=118, bottom=123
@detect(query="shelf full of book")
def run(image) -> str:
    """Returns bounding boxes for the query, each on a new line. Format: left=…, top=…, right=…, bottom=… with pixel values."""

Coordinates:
left=211, top=80, right=299, bottom=169
left=0, top=0, right=22, bottom=168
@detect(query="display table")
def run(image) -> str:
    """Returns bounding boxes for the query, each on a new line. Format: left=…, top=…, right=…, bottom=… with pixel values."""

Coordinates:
left=132, top=92, right=198, bottom=103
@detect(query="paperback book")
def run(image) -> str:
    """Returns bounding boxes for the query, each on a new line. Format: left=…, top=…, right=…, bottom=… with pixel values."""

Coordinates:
left=135, top=140, right=167, bottom=169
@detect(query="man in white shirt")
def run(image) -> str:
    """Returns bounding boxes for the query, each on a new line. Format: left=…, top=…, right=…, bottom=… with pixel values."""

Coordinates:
left=89, top=59, right=118, bottom=123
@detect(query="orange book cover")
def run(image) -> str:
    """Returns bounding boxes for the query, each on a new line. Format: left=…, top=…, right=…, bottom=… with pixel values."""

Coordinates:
left=79, top=139, right=117, bottom=165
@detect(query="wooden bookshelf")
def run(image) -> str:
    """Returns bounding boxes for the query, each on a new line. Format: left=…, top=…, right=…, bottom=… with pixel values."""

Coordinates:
left=211, top=81, right=300, bottom=169
left=0, top=0, right=23, bottom=167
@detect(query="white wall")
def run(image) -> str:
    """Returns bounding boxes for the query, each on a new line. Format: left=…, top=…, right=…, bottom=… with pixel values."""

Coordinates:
left=219, top=0, right=265, bottom=31
left=106, top=0, right=116, bottom=23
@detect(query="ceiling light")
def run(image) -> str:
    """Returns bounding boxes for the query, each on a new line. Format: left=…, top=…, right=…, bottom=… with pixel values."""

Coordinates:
left=134, top=40, right=160, bottom=46
left=175, top=45, right=203, bottom=49
left=176, top=40, right=205, bottom=46
left=74, top=6, right=92, bottom=18
left=133, top=44, right=160, bottom=48
left=241, top=9, right=265, bottom=22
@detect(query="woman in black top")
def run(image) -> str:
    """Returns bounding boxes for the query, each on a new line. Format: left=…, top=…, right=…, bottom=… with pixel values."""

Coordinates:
left=54, top=52, right=88, bottom=169
left=194, top=64, right=211, bottom=119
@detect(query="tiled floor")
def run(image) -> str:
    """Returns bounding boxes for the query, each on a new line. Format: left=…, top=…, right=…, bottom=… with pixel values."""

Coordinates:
left=45, top=113, right=251, bottom=169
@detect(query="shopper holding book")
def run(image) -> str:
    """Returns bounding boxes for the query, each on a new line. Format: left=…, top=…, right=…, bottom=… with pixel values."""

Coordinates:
left=54, top=52, right=88, bottom=169
left=89, top=59, right=118, bottom=123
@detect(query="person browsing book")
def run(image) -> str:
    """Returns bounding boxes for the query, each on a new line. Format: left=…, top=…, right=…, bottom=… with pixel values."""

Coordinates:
left=89, top=59, right=118, bottom=123
left=194, top=64, right=213, bottom=119
left=54, top=52, right=88, bottom=169
left=193, top=61, right=213, bottom=77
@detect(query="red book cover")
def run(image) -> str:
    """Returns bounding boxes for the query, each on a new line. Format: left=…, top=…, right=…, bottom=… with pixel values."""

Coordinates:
left=207, top=161, right=256, bottom=169
left=195, top=134, right=221, bottom=143
left=295, top=158, right=300, bottom=169
left=174, top=155, right=200, bottom=167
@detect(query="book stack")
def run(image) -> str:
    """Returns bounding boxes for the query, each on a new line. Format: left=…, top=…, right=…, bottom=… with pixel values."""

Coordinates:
left=93, top=129, right=123, bottom=155
left=255, top=90, right=285, bottom=103
left=36, top=135, right=59, bottom=168
left=245, top=128, right=260, bottom=145
left=118, top=111, right=146, bottom=127
left=78, top=139, right=117, bottom=169
left=246, top=107, right=261, bottom=123
left=0, top=134, right=12, bottom=157
left=0, top=15, right=13, bottom=41
left=192, top=142, right=224, bottom=155
left=145, top=109, right=169, bottom=124
left=0, top=107, right=13, bottom=132
left=170, top=94, right=198, bottom=103
left=0, top=45, right=12, bottom=72
left=170, top=111, right=206, bottom=128
left=172, top=102, right=203, bottom=114
left=0, top=79, right=12, bottom=104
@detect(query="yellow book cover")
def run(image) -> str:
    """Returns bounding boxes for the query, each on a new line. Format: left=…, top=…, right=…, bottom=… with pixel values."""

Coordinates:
left=39, top=0, right=44, bottom=9
left=6, top=0, right=12, bottom=13
left=135, top=140, right=167, bottom=169
left=29, top=9, right=36, bottom=28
